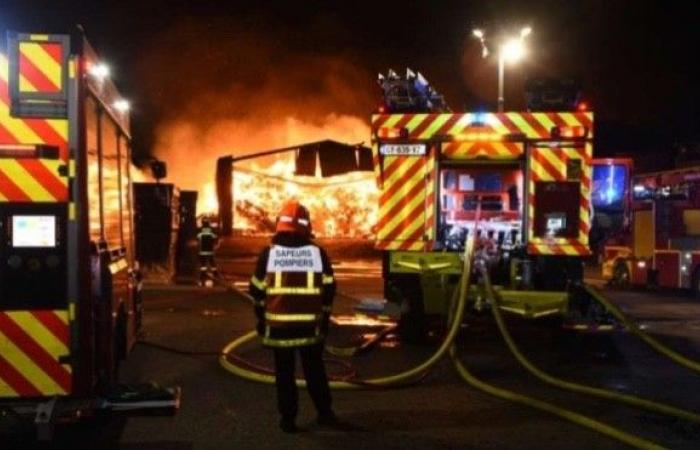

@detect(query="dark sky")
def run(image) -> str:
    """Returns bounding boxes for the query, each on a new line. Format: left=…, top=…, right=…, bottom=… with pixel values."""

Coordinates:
left=2, top=0, right=700, bottom=167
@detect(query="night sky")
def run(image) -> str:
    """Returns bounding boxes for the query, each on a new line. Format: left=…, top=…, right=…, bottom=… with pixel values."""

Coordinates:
left=2, top=0, right=700, bottom=170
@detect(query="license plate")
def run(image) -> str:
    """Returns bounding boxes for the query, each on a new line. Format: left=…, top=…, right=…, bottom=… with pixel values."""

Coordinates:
left=380, top=143, right=426, bottom=156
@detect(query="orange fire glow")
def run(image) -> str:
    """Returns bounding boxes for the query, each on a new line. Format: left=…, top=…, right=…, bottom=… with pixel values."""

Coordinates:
left=155, top=112, right=377, bottom=238
left=200, top=155, right=378, bottom=238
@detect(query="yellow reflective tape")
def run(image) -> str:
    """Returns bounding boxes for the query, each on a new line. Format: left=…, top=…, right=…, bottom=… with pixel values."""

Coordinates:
left=506, top=113, right=538, bottom=138
left=307, top=271, right=315, bottom=289
left=46, top=119, right=69, bottom=142
left=69, top=59, right=76, bottom=79
left=322, top=275, right=334, bottom=285
left=533, top=113, right=556, bottom=133
left=379, top=169, right=425, bottom=217
left=250, top=276, right=267, bottom=291
left=19, top=42, right=62, bottom=89
left=68, top=304, right=75, bottom=322
left=265, top=312, right=319, bottom=322
left=419, top=114, right=450, bottom=139
left=69, top=203, right=76, bottom=221
left=29, top=34, right=50, bottom=41
left=261, top=336, right=323, bottom=347
left=0, top=99, right=43, bottom=142
left=267, top=287, right=321, bottom=295
left=68, top=160, right=76, bottom=177
left=19, top=76, right=38, bottom=92
left=486, top=114, right=511, bottom=135
left=0, top=54, right=7, bottom=82
left=378, top=180, right=426, bottom=237
left=405, top=114, right=428, bottom=133
left=0, top=329, right=65, bottom=395
left=274, top=272, right=282, bottom=288
left=0, top=160, right=54, bottom=201
left=5, top=312, right=69, bottom=357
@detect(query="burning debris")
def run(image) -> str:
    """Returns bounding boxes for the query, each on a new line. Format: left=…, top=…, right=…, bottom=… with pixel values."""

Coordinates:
left=202, top=155, right=378, bottom=238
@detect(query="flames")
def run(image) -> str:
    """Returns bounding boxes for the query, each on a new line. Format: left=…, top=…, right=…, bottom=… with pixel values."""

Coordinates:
left=200, top=155, right=379, bottom=238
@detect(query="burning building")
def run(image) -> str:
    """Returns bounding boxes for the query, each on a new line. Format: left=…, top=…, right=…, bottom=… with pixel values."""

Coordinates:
left=213, top=140, right=378, bottom=238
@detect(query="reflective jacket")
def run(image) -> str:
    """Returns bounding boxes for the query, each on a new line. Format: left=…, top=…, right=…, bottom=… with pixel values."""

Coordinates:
left=197, top=227, right=218, bottom=255
left=249, top=233, right=336, bottom=348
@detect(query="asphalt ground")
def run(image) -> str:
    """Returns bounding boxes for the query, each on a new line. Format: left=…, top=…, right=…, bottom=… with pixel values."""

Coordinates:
left=4, top=238, right=700, bottom=449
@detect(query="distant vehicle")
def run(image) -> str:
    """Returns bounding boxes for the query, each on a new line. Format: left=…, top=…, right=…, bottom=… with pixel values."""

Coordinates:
left=603, top=165, right=700, bottom=294
left=0, top=29, right=177, bottom=438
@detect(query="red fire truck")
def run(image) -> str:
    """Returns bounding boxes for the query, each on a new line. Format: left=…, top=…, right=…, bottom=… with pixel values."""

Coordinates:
left=373, top=70, right=607, bottom=341
left=602, top=165, right=700, bottom=293
left=1, top=30, right=177, bottom=437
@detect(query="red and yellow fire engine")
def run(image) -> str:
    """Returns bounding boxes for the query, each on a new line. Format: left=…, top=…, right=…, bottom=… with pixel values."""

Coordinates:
left=373, top=70, right=599, bottom=340
left=603, top=165, right=700, bottom=293
left=1, top=30, right=176, bottom=436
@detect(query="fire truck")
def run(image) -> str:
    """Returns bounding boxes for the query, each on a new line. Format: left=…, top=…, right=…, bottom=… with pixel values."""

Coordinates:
left=0, top=30, right=177, bottom=436
left=373, top=69, right=599, bottom=340
left=602, top=165, right=700, bottom=293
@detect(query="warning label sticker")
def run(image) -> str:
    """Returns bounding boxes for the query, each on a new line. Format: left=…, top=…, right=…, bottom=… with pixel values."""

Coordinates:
left=267, top=245, right=322, bottom=272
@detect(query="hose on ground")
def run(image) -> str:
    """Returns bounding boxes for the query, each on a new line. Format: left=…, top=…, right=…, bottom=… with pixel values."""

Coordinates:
left=449, top=347, right=665, bottom=450
left=480, top=269, right=700, bottom=424
left=219, top=235, right=475, bottom=389
left=585, top=284, right=700, bottom=374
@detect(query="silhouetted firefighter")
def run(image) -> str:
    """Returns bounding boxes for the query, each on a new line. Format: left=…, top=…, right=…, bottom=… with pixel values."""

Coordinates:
left=197, top=218, right=219, bottom=286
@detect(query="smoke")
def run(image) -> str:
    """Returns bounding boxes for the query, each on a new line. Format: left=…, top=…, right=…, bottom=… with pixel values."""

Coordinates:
left=134, top=17, right=375, bottom=193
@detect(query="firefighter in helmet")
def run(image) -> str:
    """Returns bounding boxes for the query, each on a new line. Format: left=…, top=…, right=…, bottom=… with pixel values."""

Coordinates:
left=249, top=200, right=337, bottom=433
left=197, top=217, right=219, bottom=286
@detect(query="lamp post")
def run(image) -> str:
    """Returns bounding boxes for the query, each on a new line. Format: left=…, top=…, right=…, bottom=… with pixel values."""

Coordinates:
left=473, top=26, right=531, bottom=112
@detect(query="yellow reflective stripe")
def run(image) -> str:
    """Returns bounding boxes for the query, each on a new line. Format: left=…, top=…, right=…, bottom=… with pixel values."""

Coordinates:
left=267, top=287, right=321, bottom=295
left=250, top=276, right=267, bottom=290
left=322, top=275, right=334, bottom=285
left=261, top=336, right=323, bottom=347
left=274, top=272, right=282, bottom=288
left=265, top=312, right=319, bottom=322
left=19, top=42, right=62, bottom=89
left=6, top=312, right=68, bottom=357
left=307, top=271, right=314, bottom=289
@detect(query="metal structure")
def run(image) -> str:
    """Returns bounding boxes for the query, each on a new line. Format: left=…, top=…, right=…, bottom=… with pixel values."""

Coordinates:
left=603, top=165, right=700, bottom=292
left=0, top=30, right=177, bottom=437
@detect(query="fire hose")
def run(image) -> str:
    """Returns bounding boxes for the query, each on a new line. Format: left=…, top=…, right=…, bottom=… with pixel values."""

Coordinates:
left=583, top=285, right=700, bottom=375
left=479, top=265, right=700, bottom=424
left=219, top=238, right=669, bottom=449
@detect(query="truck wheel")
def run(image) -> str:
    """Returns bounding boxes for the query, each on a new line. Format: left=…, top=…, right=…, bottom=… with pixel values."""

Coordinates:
left=612, top=261, right=630, bottom=289
left=386, top=274, right=426, bottom=343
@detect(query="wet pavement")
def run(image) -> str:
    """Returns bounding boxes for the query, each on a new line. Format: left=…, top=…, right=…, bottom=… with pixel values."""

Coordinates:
left=5, top=238, right=700, bottom=449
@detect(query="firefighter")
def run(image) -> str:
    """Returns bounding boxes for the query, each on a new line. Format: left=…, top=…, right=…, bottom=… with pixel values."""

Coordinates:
left=249, top=200, right=337, bottom=433
left=197, top=217, right=219, bottom=286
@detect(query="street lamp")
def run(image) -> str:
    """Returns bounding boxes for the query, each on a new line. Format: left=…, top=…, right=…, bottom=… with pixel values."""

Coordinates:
left=472, top=26, right=532, bottom=112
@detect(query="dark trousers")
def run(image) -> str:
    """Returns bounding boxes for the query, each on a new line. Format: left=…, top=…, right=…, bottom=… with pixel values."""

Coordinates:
left=273, top=343, right=332, bottom=421
left=198, top=254, right=217, bottom=283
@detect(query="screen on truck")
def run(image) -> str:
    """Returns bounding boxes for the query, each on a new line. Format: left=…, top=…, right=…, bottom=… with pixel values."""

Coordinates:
left=592, top=164, right=628, bottom=210
left=12, top=215, right=57, bottom=248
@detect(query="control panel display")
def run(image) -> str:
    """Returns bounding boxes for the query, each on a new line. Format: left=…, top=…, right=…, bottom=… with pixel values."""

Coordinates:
left=12, top=215, right=56, bottom=248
